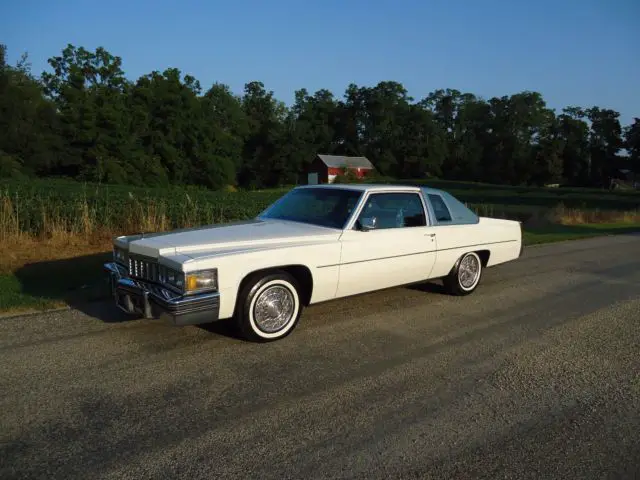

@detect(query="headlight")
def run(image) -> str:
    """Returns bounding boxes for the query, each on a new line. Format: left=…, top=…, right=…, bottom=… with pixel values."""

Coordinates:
left=163, top=268, right=185, bottom=290
left=160, top=267, right=217, bottom=293
left=185, top=269, right=218, bottom=293
left=113, top=247, right=128, bottom=265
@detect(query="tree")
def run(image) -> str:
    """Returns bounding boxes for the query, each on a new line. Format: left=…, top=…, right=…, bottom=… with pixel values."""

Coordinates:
left=423, top=89, right=489, bottom=180
left=585, top=107, right=623, bottom=186
left=0, top=41, right=637, bottom=189
left=557, top=108, right=590, bottom=186
left=531, top=112, right=564, bottom=185
left=281, top=87, right=340, bottom=178
left=40, top=44, right=131, bottom=180
left=396, top=102, right=447, bottom=179
left=202, top=82, right=248, bottom=177
left=239, top=81, right=288, bottom=188
left=129, top=68, right=235, bottom=188
left=0, top=45, right=61, bottom=177
left=623, top=118, right=640, bottom=174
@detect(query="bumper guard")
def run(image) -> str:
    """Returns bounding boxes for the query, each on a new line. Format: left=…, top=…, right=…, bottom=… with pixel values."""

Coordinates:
left=103, top=262, right=220, bottom=326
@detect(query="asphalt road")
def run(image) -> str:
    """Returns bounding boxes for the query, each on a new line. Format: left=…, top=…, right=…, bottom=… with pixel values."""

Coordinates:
left=1, top=234, right=639, bottom=479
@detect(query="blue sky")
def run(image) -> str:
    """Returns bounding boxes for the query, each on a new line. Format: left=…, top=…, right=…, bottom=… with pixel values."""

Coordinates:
left=3, top=0, right=639, bottom=126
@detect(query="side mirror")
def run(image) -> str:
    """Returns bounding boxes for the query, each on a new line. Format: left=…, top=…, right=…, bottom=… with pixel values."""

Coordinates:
left=358, top=216, right=377, bottom=231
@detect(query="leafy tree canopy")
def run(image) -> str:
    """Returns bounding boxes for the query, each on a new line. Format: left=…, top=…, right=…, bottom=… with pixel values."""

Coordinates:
left=0, top=43, right=636, bottom=189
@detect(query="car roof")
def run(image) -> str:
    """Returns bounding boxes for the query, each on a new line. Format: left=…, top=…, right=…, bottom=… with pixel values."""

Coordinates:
left=294, top=183, right=446, bottom=195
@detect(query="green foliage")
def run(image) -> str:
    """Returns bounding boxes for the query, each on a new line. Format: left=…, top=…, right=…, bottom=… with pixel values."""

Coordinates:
left=1, top=178, right=637, bottom=239
left=332, top=167, right=361, bottom=184
left=624, top=118, right=640, bottom=175
left=0, top=179, right=284, bottom=237
left=0, top=151, right=24, bottom=179
left=0, top=43, right=637, bottom=191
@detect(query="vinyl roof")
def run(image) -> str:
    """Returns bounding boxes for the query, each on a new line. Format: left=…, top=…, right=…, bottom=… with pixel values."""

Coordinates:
left=296, top=183, right=447, bottom=195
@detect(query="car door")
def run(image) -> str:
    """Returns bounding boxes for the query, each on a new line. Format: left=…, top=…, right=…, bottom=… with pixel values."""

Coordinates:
left=335, top=191, right=437, bottom=298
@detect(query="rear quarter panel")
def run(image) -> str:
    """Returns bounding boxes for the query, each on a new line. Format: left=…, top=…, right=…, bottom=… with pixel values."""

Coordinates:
left=429, top=217, right=522, bottom=278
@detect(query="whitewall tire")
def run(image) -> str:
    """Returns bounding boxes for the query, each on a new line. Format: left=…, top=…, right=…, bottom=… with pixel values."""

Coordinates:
left=236, top=271, right=302, bottom=342
left=443, top=251, right=483, bottom=296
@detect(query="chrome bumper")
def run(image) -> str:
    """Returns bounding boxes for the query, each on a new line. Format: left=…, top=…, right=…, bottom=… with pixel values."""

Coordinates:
left=103, top=262, right=220, bottom=326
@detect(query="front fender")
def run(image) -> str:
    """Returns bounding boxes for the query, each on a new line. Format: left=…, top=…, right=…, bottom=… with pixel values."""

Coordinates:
left=183, top=241, right=342, bottom=319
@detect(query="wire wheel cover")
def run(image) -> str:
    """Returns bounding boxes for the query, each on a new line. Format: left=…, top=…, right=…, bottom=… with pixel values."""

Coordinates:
left=458, top=255, right=480, bottom=288
left=253, top=285, right=295, bottom=332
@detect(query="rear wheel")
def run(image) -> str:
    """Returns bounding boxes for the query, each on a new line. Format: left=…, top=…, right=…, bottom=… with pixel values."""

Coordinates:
left=443, top=251, right=483, bottom=295
left=236, top=271, right=302, bottom=342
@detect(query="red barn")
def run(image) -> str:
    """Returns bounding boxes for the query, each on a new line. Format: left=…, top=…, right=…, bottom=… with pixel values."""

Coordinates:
left=306, top=154, right=375, bottom=184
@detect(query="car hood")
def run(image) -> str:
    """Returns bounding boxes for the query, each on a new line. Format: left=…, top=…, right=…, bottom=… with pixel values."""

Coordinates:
left=116, top=218, right=342, bottom=259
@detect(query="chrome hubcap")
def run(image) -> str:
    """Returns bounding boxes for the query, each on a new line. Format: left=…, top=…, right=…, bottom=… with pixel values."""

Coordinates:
left=459, top=255, right=480, bottom=288
left=253, top=285, right=295, bottom=333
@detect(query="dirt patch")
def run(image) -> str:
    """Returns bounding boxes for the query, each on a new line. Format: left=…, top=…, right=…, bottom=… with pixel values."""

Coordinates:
left=0, top=236, right=111, bottom=274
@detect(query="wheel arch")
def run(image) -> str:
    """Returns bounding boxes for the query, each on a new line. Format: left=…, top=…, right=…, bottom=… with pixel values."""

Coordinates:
left=443, top=249, right=485, bottom=296
left=234, top=264, right=314, bottom=314
left=448, top=249, right=491, bottom=275
left=476, top=249, right=491, bottom=267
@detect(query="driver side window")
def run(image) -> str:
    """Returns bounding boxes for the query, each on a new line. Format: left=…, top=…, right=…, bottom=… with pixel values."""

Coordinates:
left=356, top=192, right=426, bottom=230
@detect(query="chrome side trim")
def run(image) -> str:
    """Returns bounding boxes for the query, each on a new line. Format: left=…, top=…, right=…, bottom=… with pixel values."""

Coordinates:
left=436, top=239, right=518, bottom=252
left=316, top=239, right=518, bottom=268
left=317, top=249, right=434, bottom=269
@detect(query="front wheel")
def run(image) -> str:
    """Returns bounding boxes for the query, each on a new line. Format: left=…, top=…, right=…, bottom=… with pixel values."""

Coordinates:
left=236, top=271, right=302, bottom=342
left=443, top=251, right=483, bottom=296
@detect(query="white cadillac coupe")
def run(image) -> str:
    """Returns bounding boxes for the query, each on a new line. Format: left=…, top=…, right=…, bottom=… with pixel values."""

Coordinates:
left=105, top=184, right=523, bottom=341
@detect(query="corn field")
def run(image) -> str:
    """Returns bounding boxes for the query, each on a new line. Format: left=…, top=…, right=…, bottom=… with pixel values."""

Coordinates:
left=1, top=179, right=638, bottom=243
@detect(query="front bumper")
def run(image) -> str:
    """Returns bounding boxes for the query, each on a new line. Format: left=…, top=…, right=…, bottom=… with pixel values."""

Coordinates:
left=103, top=262, right=220, bottom=326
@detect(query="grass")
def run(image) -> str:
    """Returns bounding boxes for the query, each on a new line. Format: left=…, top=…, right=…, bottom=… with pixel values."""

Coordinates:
left=0, top=177, right=638, bottom=315
left=0, top=238, right=111, bottom=314
left=523, top=223, right=640, bottom=245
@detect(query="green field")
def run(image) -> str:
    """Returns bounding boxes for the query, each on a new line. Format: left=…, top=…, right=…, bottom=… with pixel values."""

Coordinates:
left=0, top=179, right=288, bottom=239
left=2, top=178, right=639, bottom=239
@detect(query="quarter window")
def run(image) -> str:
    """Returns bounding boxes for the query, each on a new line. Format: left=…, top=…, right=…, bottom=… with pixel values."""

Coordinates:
left=428, top=194, right=452, bottom=223
left=356, top=193, right=426, bottom=229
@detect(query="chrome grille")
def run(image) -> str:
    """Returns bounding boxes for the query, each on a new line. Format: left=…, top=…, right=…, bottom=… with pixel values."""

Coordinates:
left=128, top=255, right=160, bottom=283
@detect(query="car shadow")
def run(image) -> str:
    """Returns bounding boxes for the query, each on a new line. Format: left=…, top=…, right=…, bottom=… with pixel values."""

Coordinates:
left=194, top=318, right=244, bottom=340
left=13, top=252, right=133, bottom=323
left=12, top=251, right=448, bottom=338
left=12, top=252, right=245, bottom=339
left=405, top=280, right=447, bottom=295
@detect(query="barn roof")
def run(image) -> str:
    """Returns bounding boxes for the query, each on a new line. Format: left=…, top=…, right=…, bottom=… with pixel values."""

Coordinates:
left=316, top=154, right=375, bottom=169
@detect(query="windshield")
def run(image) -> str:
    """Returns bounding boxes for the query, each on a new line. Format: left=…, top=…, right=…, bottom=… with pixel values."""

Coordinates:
left=259, top=187, right=363, bottom=229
